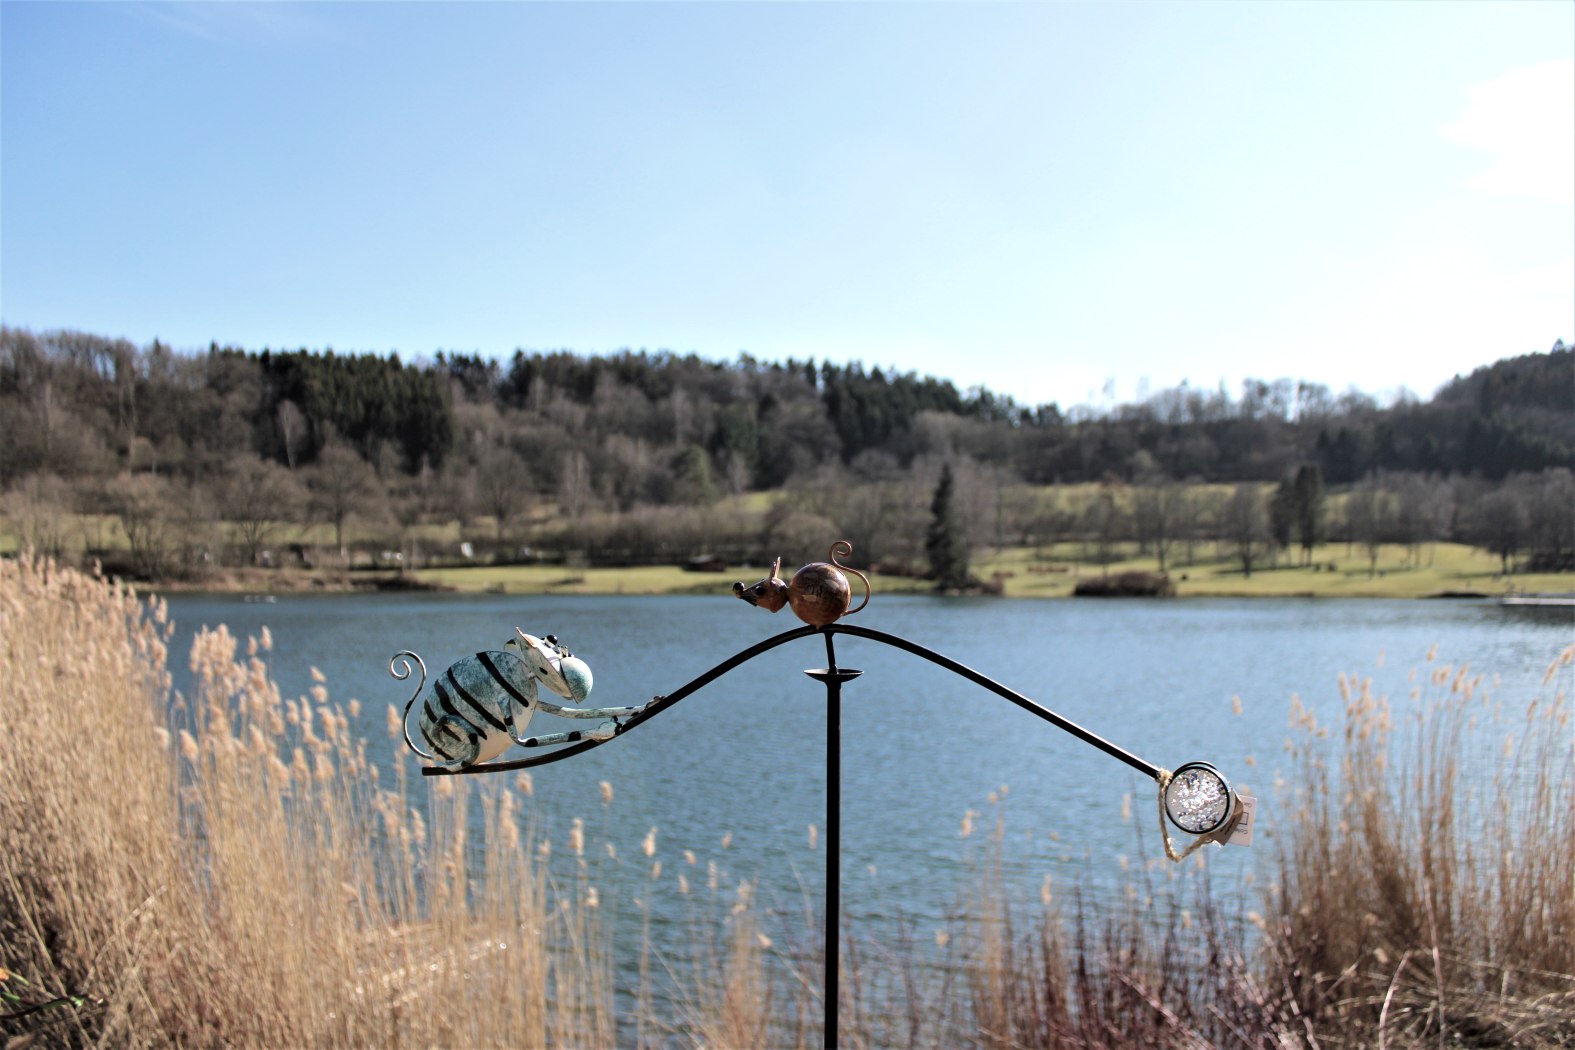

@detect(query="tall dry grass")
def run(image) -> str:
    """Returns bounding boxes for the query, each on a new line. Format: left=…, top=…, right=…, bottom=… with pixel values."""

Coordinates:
left=923, top=795, right=1274, bottom=1048
left=1263, top=647, right=1575, bottom=1047
left=0, top=555, right=614, bottom=1047
left=955, top=643, right=1575, bottom=1049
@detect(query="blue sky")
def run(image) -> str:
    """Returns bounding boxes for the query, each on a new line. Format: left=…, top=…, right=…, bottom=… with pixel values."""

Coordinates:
left=3, top=1, right=1570, bottom=409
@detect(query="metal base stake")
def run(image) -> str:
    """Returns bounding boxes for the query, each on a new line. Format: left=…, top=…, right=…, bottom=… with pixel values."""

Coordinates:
left=804, top=629, right=860, bottom=1050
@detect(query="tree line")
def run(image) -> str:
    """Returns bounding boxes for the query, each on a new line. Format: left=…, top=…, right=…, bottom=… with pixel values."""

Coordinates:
left=1, top=325, right=1570, bottom=581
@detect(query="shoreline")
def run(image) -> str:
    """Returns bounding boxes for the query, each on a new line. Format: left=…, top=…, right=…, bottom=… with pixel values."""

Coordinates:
left=122, top=563, right=1573, bottom=603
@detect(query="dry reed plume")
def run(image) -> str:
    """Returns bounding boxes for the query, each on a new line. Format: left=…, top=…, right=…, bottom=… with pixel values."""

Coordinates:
left=0, top=555, right=613, bottom=1047
left=952, top=644, right=1575, bottom=1048
left=1264, top=648, right=1575, bottom=1047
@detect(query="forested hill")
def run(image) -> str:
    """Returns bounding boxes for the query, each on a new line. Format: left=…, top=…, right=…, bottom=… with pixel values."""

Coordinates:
left=0, top=327, right=1570, bottom=498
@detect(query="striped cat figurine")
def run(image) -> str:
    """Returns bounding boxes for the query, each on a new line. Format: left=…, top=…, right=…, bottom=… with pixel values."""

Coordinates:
left=391, top=631, right=641, bottom=770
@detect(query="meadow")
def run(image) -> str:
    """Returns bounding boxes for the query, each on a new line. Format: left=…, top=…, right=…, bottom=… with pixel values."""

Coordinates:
left=2, top=555, right=1572, bottom=1047
left=310, top=540, right=1575, bottom=602
left=6, top=477, right=1574, bottom=602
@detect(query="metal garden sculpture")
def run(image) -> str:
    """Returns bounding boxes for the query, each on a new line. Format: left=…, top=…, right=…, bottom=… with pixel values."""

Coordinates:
left=733, top=540, right=872, bottom=626
left=391, top=630, right=647, bottom=772
left=389, top=540, right=1253, bottom=1046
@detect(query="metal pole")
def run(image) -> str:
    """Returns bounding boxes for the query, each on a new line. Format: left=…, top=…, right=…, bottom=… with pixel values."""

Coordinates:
left=804, top=629, right=859, bottom=1049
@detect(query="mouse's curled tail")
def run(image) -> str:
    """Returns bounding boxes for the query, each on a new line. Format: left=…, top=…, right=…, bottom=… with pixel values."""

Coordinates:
left=829, top=540, right=871, bottom=617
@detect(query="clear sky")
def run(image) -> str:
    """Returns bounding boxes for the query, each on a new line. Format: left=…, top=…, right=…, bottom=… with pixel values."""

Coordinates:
left=2, top=1, right=1571, bottom=409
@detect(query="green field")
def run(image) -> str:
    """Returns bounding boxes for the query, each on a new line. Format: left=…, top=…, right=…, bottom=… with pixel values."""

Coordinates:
left=974, top=542, right=1574, bottom=599
left=416, top=560, right=940, bottom=597
left=5, top=511, right=1571, bottom=600
left=408, top=542, right=1572, bottom=600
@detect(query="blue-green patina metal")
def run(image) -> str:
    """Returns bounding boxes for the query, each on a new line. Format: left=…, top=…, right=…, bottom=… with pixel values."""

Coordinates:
left=390, top=631, right=641, bottom=770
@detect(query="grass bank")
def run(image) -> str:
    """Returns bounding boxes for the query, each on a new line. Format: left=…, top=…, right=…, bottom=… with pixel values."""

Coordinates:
left=391, top=542, right=1575, bottom=601
left=10, top=501, right=1573, bottom=600
left=977, top=541, right=1575, bottom=599
left=4, top=557, right=1571, bottom=1046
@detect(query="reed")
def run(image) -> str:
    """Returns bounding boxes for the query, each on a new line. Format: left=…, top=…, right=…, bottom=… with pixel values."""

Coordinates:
left=0, top=554, right=610, bottom=1047
left=1262, top=646, right=1575, bottom=1047
left=953, top=644, right=1575, bottom=1048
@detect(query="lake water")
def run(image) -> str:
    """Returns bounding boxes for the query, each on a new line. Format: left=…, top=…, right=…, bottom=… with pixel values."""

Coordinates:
left=157, top=590, right=1572, bottom=991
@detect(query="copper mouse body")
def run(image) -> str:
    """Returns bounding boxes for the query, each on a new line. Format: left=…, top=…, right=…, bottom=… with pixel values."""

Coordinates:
left=733, top=541, right=872, bottom=627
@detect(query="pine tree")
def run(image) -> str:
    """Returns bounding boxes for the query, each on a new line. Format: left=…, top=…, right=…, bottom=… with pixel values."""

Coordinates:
left=1270, top=478, right=1297, bottom=554
left=1293, top=464, right=1326, bottom=565
left=926, top=463, right=969, bottom=590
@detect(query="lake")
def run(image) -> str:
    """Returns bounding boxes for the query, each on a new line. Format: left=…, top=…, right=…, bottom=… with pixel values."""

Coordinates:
left=157, top=590, right=1573, bottom=981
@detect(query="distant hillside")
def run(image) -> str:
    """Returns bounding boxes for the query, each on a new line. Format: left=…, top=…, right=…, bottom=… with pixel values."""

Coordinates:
left=3, top=327, right=1569, bottom=493
left=4, top=327, right=1570, bottom=583
left=1311, top=345, right=1574, bottom=483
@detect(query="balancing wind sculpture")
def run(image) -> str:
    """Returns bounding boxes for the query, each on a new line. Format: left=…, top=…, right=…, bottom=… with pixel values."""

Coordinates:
left=390, top=540, right=1254, bottom=1043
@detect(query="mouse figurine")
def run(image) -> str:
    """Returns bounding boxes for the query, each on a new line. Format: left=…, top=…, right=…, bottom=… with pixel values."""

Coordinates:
left=733, top=540, right=872, bottom=627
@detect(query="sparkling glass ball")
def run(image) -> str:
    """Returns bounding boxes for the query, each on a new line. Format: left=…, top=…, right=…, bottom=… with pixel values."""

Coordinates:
left=1164, top=763, right=1234, bottom=834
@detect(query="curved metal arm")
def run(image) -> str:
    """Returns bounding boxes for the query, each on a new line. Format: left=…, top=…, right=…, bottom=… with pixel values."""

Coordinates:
left=422, top=621, right=1161, bottom=780
left=421, top=624, right=819, bottom=775
left=825, top=623, right=1160, bottom=780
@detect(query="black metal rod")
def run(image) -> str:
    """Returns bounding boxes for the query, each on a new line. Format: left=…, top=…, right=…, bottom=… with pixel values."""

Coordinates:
left=800, top=632, right=861, bottom=1050
left=826, top=623, right=1161, bottom=780
left=423, top=622, right=1159, bottom=781
left=823, top=630, right=841, bottom=1050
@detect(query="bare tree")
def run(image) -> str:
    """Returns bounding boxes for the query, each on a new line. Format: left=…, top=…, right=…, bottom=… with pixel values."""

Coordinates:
left=722, top=450, right=753, bottom=496
left=474, top=444, right=531, bottom=543
left=169, top=479, right=221, bottom=579
left=306, top=440, right=382, bottom=563
left=1223, top=483, right=1268, bottom=577
left=1176, top=485, right=1209, bottom=566
left=558, top=448, right=591, bottom=519
left=1345, top=476, right=1388, bottom=578
left=996, top=484, right=1041, bottom=547
left=1082, top=481, right=1127, bottom=577
left=0, top=473, right=74, bottom=560
left=599, top=435, right=664, bottom=509
left=949, top=456, right=1007, bottom=554
left=222, top=455, right=305, bottom=566
left=834, top=479, right=913, bottom=571
left=1389, top=472, right=1451, bottom=567
left=1472, top=486, right=1529, bottom=575
left=275, top=399, right=308, bottom=470
left=1132, top=477, right=1184, bottom=573
left=763, top=506, right=841, bottom=566
left=105, top=473, right=178, bottom=579
left=1523, top=469, right=1575, bottom=570
left=1025, top=486, right=1072, bottom=555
